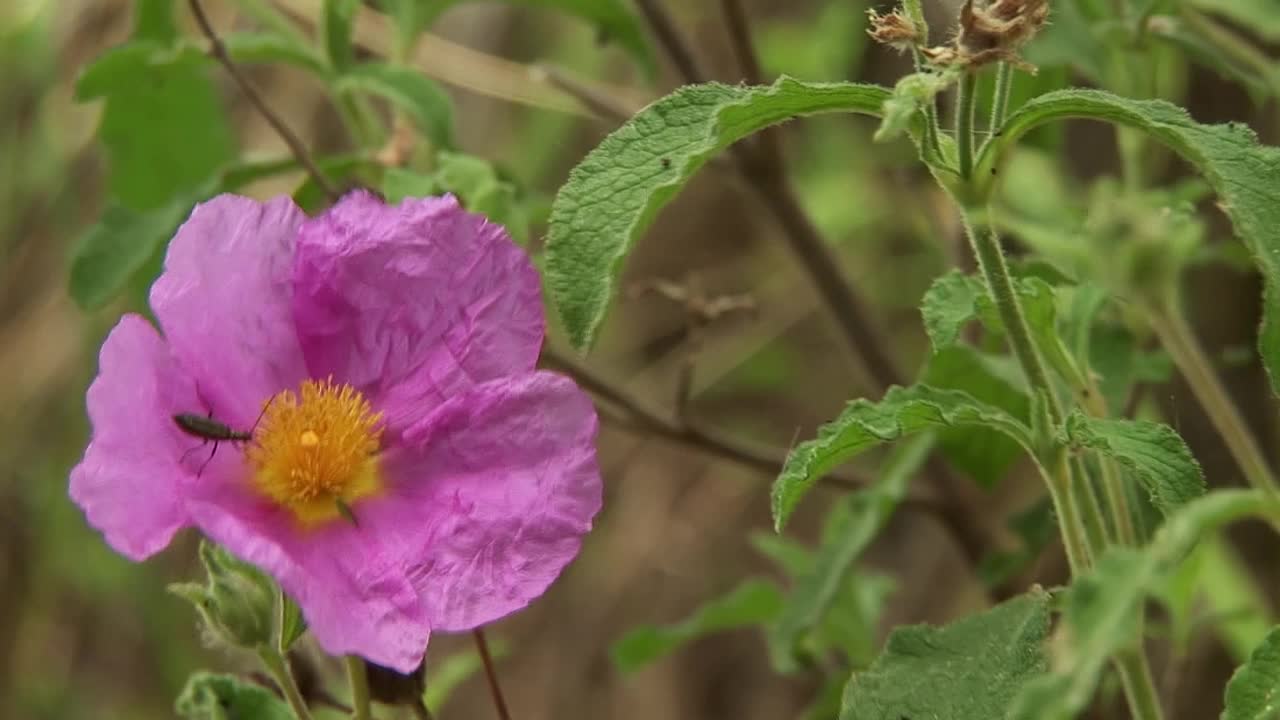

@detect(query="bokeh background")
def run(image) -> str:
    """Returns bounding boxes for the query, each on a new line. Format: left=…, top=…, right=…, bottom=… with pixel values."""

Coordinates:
left=2, top=0, right=1278, bottom=718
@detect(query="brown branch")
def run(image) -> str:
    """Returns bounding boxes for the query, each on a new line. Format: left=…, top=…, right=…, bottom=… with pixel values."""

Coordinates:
left=187, top=0, right=340, bottom=202
left=634, top=0, right=707, bottom=84
left=473, top=628, right=512, bottom=720
left=719, top=0, right=765, bottom=86
left=534, top=65, right=634, bottom=123
left=540, top=348, right=868, bottom=492
left=635, top=1, right=1001, bottom=572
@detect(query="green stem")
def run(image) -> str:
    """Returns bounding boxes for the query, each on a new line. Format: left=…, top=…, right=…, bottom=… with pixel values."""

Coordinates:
left=345, top=655, right=373, bottom=720
left=988, top=62, right=1013, bottom=138
left=1073, top=456, right=1113, bottom=551
left=1079, top=381, right=1138, bottom=545
left=1148, top=304, right=1279, bottom=493
left=1043, top=452, right=1091, bottom=573
left=912, top=49, right=944, bottom=163
left=228, top=0, right=311, bottom=48
left=258, top=648, right=315, bottom=720
left=336, top=90, right=385, bottom=149
left=963, top=219, right=1062, bottom=423
left=1098, top=455, right=1137, bottom=544
left=955, top=72, right=978, bottom=179
left=1114, top=648, right=1165, bottom=720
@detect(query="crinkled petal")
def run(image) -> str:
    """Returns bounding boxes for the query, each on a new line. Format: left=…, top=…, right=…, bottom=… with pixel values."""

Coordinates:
left=150, top=194, right=309, bottom=427
left=292, top=192, right=543, bottom=438
left=381, top=371, right=601, bottom=631
left=185, top=488, right=431, bottom=672
left=69, top=314, right=201, bottom=560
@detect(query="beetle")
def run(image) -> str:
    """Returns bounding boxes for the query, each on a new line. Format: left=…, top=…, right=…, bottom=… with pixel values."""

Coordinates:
left=173, top=412, right=254, bottom=476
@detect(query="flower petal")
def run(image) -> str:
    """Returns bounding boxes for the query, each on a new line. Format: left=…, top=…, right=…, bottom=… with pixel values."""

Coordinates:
left=150, top=194, right=309, bottom=427
left=384, top=371, right=601, bottom=631
left=292, top=192, right=544, bottom=437
left=69, top=314, right=201, bottom=560
left=186, top=491, right=431, bottom=672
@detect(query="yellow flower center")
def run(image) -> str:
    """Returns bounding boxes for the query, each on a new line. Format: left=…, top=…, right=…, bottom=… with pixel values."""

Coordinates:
left=248, top=378, right=384, bottom=526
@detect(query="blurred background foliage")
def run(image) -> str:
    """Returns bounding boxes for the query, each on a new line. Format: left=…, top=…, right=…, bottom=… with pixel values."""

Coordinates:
left=2, top=0, right=1280, bottom=718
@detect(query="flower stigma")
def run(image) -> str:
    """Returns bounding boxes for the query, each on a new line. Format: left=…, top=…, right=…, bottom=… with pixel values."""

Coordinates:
left=248, top=378, right=384, bottom=526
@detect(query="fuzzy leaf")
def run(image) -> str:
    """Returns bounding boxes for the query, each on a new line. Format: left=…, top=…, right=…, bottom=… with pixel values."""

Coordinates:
left=924, top=346, right=1030, bottom=487
left=75, top=42, right=235, bottom=211
left=322, top=0, right=359, bottom=71
left=841, top=589, right=1051, bottom=720
left=1063, top=412, right=1206, bottom=516
left=1224, top=626, right=1280, bottom=720
left=546, top=77, right=889, bottom=349
left=426, top=0, right=654, bottom=77
left=875, top=68, right=957, bottom=142
left=69, top=194, right=204, bottom=309
left=980, top=89, right=1280, bottom=396
left=612, top=580, right=783, bottom=673
left=772, top=384, right=1033, bottom=531
left=221, top=33, right=328, bottom=75
left=920, top=270, right=987, bottom=351
left=175, top=672, right=293, bottom=720
left=1188, top=0, right=1280, bottom=42
left=1012, top=490, right=1280, bottom=720
left=769, top=435, right=930, bottom=671
left=337, top=63, right=455, bottom=150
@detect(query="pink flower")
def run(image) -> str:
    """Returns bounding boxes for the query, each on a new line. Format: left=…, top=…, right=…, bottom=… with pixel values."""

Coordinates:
left=69, top=192, right=602, bottom=672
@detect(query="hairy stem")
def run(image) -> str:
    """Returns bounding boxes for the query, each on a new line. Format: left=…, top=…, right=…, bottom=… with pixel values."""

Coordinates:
left=1115, top=648, right=1166, bottom=720
left=1044, top=452, right=1090, bottom=573
left=1148, top=305, right=1278, bottom=493
left=257, top=648, right=315, bottom=720
left=963, top=220, right=1062, bottom=423
left=344, top=656, right=372, bottom=720
left=955, top=72, right=978, bottom=179
left=988, top=62, right=1013, bottom=136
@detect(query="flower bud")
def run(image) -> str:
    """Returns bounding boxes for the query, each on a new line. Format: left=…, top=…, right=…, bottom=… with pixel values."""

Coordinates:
left=169, top=540, right=276, bottom=650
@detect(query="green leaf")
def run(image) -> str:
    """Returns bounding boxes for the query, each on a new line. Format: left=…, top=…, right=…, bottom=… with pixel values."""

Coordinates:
left=979, top=89, right=1280, bottom=395
left=1063, top=412, right=1206, bottom=516
left=68, top=195, right=200, bottom=309
left=76, top=42, right=235, bottom=211
left=772, top=384, right=1033, bottom=531
left=924, top=346, right=1030, bottom=487
left=920, top=270, right=987, bottom=351
left=323, top=0, right=359, bottom=71
left=841, top=589, right=1051, bottom=720
left=425, top=0, right=654, bottom=77
left=1012, top=489, right=1280, bottom=720
left=875, top=68, right=958, bottom=143
left=1009, top=550, right=1149, bottom=720
left=134, top=0, right=177, bottom=42
left=337, top=63, right=456, bottom=150
left=221, top=33, right=328, bottom=76
left=382, top=167, right=440, bottom=202
left=1223, top=625, right=1280, bottom=720
left=175, top=672, right=293, bottom=720
left=769, top=436, right=930, bottom=672
left=279, top=592, right=307, bottom=650
left=382, top=154, right=529, bottom=244
left=546, top=77, right=889, bottom=349
left=1188, top=0, right=1280, bottom=42
left=423, top=639, right=509, bottom=714
left=434, top=152, right=529, bottom=244
left=1198, top=535, right=1275, bottom=663
left=611, top=580, right=783, bottom=673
